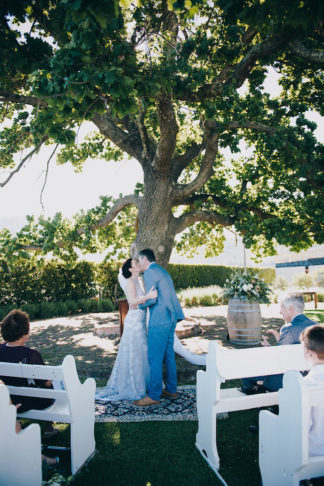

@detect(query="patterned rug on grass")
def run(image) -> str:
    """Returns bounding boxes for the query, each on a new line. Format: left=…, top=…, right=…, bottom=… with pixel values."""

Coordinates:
left=95, top=385, right=197, bottom=422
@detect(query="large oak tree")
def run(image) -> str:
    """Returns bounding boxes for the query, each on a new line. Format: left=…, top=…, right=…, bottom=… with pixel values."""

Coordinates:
left=0, top=0, right=323, bottom=266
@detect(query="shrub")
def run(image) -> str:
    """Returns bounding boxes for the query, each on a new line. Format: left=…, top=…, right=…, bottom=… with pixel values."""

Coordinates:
left=39, top=301, right=58, bottom=319
left=64, top=300, right=79, bottom=315
left=272, top=276, right=289, bottom=291
left=0, top=304, right=16, bottom=321
left=41, top=260, right=97, bottom=302
left=54, top=301, right=69, bottom=316
left=317, top=292, right=324, bottom=302
left=168, top=264, right=275, bottom=290
left=199, top=295, right=214, bottom=306
left=22, top=303, right=41, bottom=320
left=96, top=261, right=121, bottom=301
left=314, top=271, right=324, bottom=287
left=77, top=298, right=94, bottom=314
left=97, top=298, right=114, bottom=313
left=178, top=285, right=223, bottom=307
left=293, top=273, right=314, bottom=289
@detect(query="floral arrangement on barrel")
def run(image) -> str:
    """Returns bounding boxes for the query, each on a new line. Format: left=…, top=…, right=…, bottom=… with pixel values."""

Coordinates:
left=223, top=270, right=272, bottom=303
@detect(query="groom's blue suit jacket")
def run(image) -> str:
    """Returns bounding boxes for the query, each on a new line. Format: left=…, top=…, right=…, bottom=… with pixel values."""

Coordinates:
left=139, top=262, right=184, bottom=325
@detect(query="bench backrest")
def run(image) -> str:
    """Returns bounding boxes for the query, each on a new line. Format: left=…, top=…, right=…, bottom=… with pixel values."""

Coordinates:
left=0, top=355, right=79, bottom=407
left=259, top=370, right=324, bottom=485
left=279, top=370, right=324, bottom=464
left=0, top=384, right=42, bottom=485
left=206, top=341, right=310, bottom=382
left=0, top=361, right=64, bottom=381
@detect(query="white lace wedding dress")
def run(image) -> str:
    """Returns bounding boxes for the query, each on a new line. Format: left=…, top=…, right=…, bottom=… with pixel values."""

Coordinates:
left=96, top=278, right=150, bottom=402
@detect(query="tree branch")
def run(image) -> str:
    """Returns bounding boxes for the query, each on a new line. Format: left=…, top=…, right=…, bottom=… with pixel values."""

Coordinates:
left=0, top=137, right=48, bottom=188
left=91, top=111, right=144, bottom=163
left=179, top=31, right=293, bottom=102
left=289, top=40, right=324, bottom=64
left=20, top=194, right=142, bottom=251
left=175, top=194, right=276, bottom=221
left=227, top=31, right=293, bottom=89
left=136, top=101, right=156, bottom=161
left=174, top=209, right=234, bottom=234
left=152, top=94, right=179, bottom=172
left=173, top=122, right=219, bottom=200
left=242, top=27, right=258, bottom=45
left=0, top=91, right=48, bottom=107
left=40, top=144, right=59, bottom=211
left=81, top=194, right=141, bottom=233
left=224, top=120, right=276, bottom=135
left=172, top=141, right=205, bottom=180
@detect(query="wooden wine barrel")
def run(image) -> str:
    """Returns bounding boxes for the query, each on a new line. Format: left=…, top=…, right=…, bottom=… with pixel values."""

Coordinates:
left=227, top=298, right=261, bottom=346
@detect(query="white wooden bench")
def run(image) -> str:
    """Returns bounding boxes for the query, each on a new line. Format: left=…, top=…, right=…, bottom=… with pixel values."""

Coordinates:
left=195, top=342, right=310, bottom=474
left=259, top=369, right=324, bottom=486
left=0, top=355, right=96, bottom=475
left=0, top=384, right=42, bottom=486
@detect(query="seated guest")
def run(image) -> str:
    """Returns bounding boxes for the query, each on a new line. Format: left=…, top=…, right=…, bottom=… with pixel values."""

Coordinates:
left=300, top=324, right=324, bottom=457
left=0, top=309, right=57, bottom=437
left=240, top=292, right=316, bottom=394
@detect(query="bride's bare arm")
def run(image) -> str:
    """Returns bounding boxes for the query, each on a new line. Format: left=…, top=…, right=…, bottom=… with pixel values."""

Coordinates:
left=126, top=279, right=157, bottom=306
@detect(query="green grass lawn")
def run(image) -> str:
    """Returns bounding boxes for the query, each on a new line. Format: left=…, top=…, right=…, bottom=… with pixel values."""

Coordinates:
left=41, top=407, right=260, bottom=486
left=305, top=309, right=324, bottom=324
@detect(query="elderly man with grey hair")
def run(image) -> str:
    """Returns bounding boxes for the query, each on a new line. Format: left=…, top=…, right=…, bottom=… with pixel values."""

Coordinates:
left=240, top=292, right=317, bottom=394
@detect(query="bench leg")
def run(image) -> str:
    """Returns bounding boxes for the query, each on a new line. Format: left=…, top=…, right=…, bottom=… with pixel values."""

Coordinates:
left=70, top=420, right=95, bottom=474
left=196, top=403, right=219, bottom=472
left=69, top=379, right=96, bottom=474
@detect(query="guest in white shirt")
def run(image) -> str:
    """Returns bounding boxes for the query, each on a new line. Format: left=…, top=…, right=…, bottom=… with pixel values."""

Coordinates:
left=300, top=324, right=324, bottom=456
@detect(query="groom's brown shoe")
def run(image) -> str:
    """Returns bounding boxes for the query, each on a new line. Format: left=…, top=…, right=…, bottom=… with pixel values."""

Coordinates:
left=161, top=389, right=179, bottom=399
left=133, top=396, right=160, bottom=407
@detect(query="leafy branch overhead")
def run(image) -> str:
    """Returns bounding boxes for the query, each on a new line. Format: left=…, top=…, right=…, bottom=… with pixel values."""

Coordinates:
left=0, top=0, right=323, bottom=265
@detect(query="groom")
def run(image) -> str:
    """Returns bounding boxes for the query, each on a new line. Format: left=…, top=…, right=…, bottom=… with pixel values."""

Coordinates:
left=133, top=248, right=184, bottom=406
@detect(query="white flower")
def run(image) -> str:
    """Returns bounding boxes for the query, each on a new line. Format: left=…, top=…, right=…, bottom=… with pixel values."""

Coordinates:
left=242, top=284, right=253, bottom=291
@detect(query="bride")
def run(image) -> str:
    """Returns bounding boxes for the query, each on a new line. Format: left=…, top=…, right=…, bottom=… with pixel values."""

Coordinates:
left=96, top=258, right=157, bottom=401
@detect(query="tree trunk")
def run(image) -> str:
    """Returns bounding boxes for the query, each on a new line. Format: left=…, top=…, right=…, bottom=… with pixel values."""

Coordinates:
left=131, top=170, right=176, bottom=267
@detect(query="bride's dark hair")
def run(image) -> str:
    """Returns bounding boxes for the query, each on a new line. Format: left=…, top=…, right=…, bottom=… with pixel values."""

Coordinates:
left=122, top=258, right=133, bottom=279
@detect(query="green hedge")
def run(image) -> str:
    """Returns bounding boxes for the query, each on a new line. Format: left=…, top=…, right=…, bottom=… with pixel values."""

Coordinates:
left=96, top=261, right=123, bottom=301
left=0, top=259, right=97, bottom=306
left=0, top=258, right=275, bottom=312
left=0, top=297, right=114, bottom=321
left=167, top=264, right=275, bottom=289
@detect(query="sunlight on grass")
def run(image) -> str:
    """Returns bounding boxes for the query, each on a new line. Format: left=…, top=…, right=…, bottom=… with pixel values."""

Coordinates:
left=112, top=429, right=121, bottom=446
left=305, top=310, right=324, bottom=323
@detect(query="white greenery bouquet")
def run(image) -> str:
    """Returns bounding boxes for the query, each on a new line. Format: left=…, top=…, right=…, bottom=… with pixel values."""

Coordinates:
left=223, top=270, right=271, bottom=303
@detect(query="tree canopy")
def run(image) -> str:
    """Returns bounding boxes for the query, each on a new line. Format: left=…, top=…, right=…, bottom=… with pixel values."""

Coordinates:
left=0, top=0, right=323, bottom=266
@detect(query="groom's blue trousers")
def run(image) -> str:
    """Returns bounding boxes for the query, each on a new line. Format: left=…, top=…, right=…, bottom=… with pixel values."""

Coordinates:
left=147, top=320, right=177, bottom=401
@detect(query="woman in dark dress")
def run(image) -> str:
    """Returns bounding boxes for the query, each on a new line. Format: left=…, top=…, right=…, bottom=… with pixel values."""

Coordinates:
left=0, top=309, right=54, bottom=412
left=0, top=309, right=57, bottom=437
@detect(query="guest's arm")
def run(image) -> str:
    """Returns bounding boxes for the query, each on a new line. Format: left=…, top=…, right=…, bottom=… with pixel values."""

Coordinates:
left=266, top=329, right=280, bottom=342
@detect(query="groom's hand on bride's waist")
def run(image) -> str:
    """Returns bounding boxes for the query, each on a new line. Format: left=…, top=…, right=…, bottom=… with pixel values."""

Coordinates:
left=129, top=304, right=138, bottom=310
